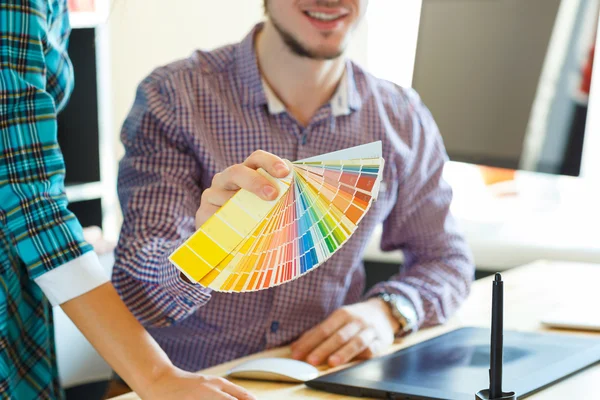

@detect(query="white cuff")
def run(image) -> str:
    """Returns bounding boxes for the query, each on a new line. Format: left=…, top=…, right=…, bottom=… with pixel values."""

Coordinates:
left=34, top=251, right=111, bottom=306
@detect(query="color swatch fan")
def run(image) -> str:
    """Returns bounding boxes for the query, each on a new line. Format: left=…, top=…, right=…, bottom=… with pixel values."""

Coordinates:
left=169, top=141, right=384, bottom=292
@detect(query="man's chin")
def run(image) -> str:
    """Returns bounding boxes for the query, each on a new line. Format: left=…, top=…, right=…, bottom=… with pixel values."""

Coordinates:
left=303, top=34, right=349, bottom=59
left=306, top=48, right=345, bottom=60
left=298, top=40, right=347, bottom=60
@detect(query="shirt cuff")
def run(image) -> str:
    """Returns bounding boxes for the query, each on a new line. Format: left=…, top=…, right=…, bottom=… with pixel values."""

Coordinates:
left=34, top=251, right=110, bottom=306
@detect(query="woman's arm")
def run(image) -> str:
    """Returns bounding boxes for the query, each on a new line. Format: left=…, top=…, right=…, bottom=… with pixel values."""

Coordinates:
left=62, top=283, right=254, bottom=400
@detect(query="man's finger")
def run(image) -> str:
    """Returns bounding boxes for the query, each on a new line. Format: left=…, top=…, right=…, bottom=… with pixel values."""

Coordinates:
left=213, top=164, right=278, bottom=200
left=357, top=338, right=384, bottom=360
left=305, top=320, right=363, bottom=366
left=291, top=309, right=352, bottom=362
left=328, top=327, right=377, bottom=367
left=196, top=203, right=221, bottom=229
left=213, top=393, right=236, bottom=400
left=243, top=150, right=290, bottom=178
left=201, top=187, right=236, bottom=208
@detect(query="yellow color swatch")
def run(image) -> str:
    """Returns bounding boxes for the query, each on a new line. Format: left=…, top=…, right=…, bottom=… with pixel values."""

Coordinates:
left=186, top=230, right=228, bottom=266
left=169, top=246, right=213, bottom=281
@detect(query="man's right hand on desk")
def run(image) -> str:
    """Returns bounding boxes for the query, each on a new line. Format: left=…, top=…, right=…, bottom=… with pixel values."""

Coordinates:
left=195, top=150, right=290, bottom=228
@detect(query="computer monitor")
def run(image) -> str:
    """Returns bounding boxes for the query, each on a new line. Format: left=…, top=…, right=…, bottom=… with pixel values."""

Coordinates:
left=412, top=0, right=599, bottom=176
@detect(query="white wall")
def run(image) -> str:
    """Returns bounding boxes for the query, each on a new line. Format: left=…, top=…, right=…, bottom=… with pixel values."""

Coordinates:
left=366, top=0, right=422, bottom=88
left=580, top=12, right=600, bottom=179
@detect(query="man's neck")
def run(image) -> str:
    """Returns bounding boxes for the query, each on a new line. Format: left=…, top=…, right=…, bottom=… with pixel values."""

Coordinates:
left=255, top=21, right=346, bottom=126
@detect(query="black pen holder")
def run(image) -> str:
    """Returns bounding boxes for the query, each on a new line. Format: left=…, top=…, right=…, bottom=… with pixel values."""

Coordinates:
left=475, top=389, right=517, bottom=400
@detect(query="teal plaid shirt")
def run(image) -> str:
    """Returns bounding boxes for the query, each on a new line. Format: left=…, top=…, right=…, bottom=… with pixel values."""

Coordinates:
left=0, top=0, right=93, bottom=398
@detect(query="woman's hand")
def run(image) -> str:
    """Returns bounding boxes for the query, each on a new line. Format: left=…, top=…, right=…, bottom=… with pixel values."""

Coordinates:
left=144, top=368, right=255, bottom=400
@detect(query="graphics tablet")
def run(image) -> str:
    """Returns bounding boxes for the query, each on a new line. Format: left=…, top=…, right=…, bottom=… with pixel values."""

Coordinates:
left=306, top=327, right=600, bottom=400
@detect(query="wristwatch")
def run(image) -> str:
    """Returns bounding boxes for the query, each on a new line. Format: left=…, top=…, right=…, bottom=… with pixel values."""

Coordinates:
left=376, top=293, right=418, bottom=335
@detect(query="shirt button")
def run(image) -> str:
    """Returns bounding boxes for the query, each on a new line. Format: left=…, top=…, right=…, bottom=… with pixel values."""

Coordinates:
left=270, top=321, right=280, bottom=333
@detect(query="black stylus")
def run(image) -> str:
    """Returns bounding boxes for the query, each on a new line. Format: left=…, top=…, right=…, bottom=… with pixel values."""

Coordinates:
left=476, top=274, right=515, bottom=400
left=490, top=273, right=504, bottom=398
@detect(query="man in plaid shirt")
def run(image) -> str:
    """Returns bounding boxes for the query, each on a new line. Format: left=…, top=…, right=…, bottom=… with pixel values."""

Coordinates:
left=0, top=1, right=255, bottom=399
left=113, top=0, right=474, bottom=374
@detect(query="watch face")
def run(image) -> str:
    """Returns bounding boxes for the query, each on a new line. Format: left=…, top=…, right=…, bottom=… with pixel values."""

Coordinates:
left=392, top=295, right=417, bottom=330
left=377, top=293, right=417, bottom=332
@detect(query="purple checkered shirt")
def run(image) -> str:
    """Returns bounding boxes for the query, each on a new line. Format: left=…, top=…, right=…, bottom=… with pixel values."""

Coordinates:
left=113, top=24, right=474, bottom=372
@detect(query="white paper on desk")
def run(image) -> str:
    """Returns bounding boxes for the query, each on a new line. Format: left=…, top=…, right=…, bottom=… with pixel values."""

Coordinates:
left=541, top=307, right=600, bottom=332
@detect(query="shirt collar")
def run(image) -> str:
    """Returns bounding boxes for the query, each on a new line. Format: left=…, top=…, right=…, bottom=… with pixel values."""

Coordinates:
left=237, top=23, right=362, bottom=115
left=261, top=69, right=351, bottom=117
left=261, top=78, right=286, bottom=114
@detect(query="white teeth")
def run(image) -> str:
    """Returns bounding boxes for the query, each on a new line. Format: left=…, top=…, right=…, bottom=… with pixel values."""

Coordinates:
left=306, top=11, right=342, bottom=21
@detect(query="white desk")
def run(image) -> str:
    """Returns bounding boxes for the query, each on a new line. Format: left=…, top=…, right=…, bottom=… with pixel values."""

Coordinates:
left=364, top=162, right=600, bottom=270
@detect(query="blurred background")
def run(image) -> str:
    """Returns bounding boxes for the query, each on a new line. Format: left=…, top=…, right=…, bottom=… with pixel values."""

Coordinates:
left=57, top=1, right=600, bottom=398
